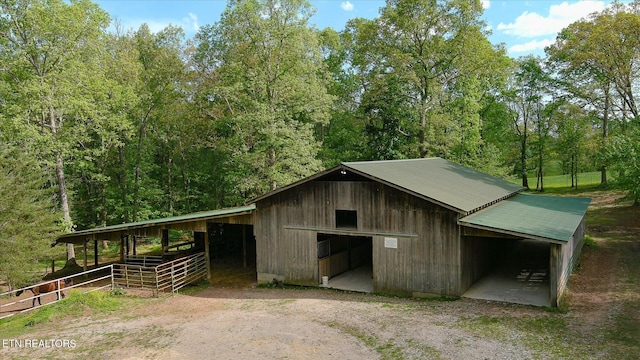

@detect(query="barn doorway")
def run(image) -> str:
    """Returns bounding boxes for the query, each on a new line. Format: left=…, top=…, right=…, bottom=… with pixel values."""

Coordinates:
left=208, top=223, right=256, bottom=287
left=463, top=239, right=550, bottom=306
left=317, top=234, right=373, bottom=293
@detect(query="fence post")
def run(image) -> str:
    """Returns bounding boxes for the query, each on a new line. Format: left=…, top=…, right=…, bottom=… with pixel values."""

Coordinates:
left=154, top=267, right=159, bottom=297
left=111, top=265, right=115, bottom=291
left=171, top=263, right=175, bottom=292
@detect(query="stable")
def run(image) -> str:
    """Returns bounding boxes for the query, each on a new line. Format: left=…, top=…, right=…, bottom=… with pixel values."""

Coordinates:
left=251, top=158, right=590, bottom=307
left=55, top=206, right=256, bottom=276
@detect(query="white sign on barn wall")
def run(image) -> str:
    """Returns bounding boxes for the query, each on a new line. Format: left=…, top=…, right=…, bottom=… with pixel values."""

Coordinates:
left=384, top=237, right=398, bottom=249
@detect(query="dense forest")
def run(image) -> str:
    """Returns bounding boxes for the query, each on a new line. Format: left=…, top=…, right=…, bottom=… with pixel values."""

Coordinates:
left=2, top=0, right=640, bottom=285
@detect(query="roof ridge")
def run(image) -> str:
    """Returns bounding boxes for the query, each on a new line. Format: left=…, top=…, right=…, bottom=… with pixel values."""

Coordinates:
left=343, top=157, right=441, bottom=166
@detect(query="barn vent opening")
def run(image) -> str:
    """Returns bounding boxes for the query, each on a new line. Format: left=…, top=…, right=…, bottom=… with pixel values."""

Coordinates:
left=336, top=210, right=357, bottom=229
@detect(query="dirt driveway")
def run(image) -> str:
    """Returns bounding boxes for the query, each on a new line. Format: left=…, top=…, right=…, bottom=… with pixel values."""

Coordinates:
left=2, top=191, right=638, bottom=360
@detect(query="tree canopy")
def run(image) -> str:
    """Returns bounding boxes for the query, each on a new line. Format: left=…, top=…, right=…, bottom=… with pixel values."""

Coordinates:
left=1, top=0, right=640, bottom=279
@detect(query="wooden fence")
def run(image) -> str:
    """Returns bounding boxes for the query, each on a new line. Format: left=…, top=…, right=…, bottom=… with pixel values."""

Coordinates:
left=0, top=265, right=114, bottom=320
left=113, top=252, right=207, bottom=295
left=1, top=253, right=208, bottom=319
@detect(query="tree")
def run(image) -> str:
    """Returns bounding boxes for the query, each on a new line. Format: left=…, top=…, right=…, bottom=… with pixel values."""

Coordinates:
left=0, top=0, right=111, bottom=258
left=606, top=128, right=640, bottom=205
left=502, top=56, right=548, bottom=189
left=67, top=27, right=138, bottom=234
left=194, top=0, right=333, bottom=199
left=360, top=74, right=415, bottom=160
left=127, top=24, right=188, bottom=221
left=554, top=103, right=592, bottom=189
left=546, top=6, right=640, bottom=185
left=344, top=0, right=510, bottom=166
left=317, top=27, right=367, bottom=165
left=0, top=144, right=62, bottom=290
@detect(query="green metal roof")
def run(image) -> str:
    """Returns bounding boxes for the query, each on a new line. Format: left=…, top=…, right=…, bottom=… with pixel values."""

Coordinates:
left=343, top=158, right=524, bottom=213
left=458, top=194, right=591, bottom=243
left=56, top=205, right=255, bottom=242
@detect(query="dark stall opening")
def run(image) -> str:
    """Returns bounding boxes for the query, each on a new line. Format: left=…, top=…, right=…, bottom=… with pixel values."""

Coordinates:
left=209, top=223, right=256, bottom=266
left=317, top=233, right=373, bottom=293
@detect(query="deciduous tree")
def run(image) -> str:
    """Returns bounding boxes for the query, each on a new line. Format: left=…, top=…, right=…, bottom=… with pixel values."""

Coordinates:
left=0, top=0, right=110, bottom=258
left=194, top=0, right=333, bottom=198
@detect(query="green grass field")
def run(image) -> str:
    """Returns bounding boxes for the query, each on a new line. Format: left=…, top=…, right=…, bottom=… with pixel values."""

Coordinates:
left=512, top=171, right=603, bottom=189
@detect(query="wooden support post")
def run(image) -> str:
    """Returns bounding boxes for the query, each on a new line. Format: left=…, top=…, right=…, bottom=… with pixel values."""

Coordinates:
left=94, top=239, right=99, bottom=267
left=83, top=240, right=88, bottom=272
left=120, top=235, right=125, bottom=263
left=242, top=225, right=247, bottom=268
left=133, top=236, right=137, bottom=256
left=162, top=229, right=169, bottom=253
left=549, top=243, right=560, bottom=307
left=128, top=236, right=133, bottom=257
left=204, top=228, right=211, bottom=281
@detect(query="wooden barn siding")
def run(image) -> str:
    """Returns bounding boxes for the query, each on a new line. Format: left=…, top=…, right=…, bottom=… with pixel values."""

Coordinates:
left=552, top=217, right=586, bottom=305
left=255, top=181, right=463, bottom=295
left=461, top=236, right=491, bottom=292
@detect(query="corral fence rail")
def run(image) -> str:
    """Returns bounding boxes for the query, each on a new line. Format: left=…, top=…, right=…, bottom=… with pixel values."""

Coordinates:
left=1, top=252, right=207, bottom=320
left=124, top=255, right=163, bottom=267
left=113, top=252, right=207, bottom=296
left=0, top=264, right=114, bottom=320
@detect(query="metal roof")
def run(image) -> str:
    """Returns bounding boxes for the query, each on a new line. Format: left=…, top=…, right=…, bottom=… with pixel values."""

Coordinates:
left=458, top=194, right=591, bottom=243
left=56, top=205, right=255, bottom=243
left=343, top=158, right=524, bottom=213
left=251, top=158, right=523, bottom=213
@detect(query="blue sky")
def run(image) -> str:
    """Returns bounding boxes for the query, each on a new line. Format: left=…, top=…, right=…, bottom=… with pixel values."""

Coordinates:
left=94, top=0, right=624, bottom=57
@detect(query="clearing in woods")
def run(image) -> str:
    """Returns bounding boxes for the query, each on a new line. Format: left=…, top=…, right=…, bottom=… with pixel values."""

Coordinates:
left=0, top=189, right=638, bottom=359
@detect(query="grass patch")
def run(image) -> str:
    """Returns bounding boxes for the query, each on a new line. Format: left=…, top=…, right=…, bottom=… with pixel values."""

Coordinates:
left=459, top=314, right=586, bottom=358
left=510, top=172, right=604, bottom=191
left=0, top=290, right=141, bottom=338
left=330, top=322, right=405, bottom=360
left=176, top=280, right=210, bottom=295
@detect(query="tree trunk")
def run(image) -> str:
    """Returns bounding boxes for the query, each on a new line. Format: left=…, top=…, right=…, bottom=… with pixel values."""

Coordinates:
left=601, top=86, right=610, bottom=185
left=537, top=139, right=543, bottom=192
left=418, top=110, right=427, bottom=158
left=119, top=146, right=129, bottom=223
left=133, top=115, right=148, bottom=222
left=101, top=183, right=108, bottom=249
left=168, top=156, right=173, bottom=214
left=571, top=154, right=576, bottom=188
left=521, top=129, right=529, bottom=189
left=49, top=109, right=75, bottom=260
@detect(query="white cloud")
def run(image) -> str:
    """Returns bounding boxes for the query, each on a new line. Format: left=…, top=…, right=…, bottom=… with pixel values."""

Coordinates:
left=509, top=38, right=556, bottom=54
left=118, top=12, right=200, bottom=36
left=183, top=12, right=200, bottom=32
left=341, top=1, right=354, bottom=11
left=497, top=1, right=605, bottom=38
left=481, top=0, right=490, bottom=9
left=124, top=19, right=172, bottom=34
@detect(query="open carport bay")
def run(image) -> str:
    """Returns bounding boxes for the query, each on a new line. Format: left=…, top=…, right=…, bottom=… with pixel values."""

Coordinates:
left=463, top=239, right=550, bottom=307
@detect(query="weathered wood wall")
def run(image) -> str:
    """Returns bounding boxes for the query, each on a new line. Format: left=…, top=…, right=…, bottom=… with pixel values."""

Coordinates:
left=550, top=217, right=585, bottom=306
left=255, top=180, right=464, bottom=295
